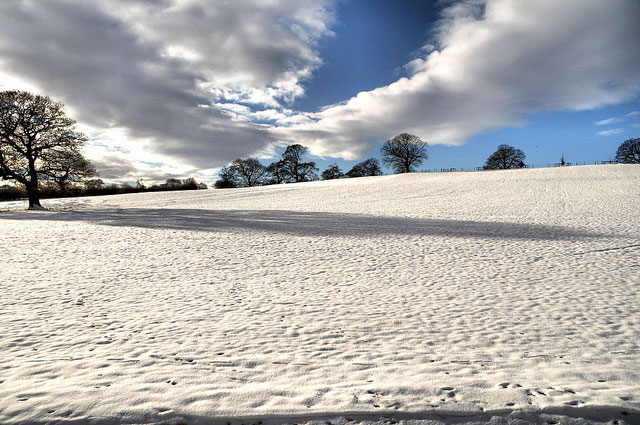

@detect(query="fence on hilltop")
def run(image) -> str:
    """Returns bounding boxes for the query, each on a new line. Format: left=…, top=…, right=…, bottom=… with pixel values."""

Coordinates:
left=419, top=160, right=621, bottom=173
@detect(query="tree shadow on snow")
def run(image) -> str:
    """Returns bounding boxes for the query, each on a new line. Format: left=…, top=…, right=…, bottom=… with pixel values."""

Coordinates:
left=3, top=208, right=609, bottom=241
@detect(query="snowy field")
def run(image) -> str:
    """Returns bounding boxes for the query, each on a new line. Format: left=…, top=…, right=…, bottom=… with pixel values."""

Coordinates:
left=1, top=164, right=639, bottom=425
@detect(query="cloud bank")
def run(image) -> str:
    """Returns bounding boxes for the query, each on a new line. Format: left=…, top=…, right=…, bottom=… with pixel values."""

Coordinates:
left=283, top=0, right=640, bottom=158
left=1, top=0, right=639, bottom=179
left=0, top=0, right=335, bottom=178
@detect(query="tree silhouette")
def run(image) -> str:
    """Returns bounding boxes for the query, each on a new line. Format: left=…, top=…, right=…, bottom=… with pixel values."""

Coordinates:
left=266, top=161, right=286, bottom=184
left=43, top=150, right=96, bottom=192
left=280, top=144, right=318, bottom=182
left=0, top=90, right=94, bottom=209
left=231, top=157, right=267, bottom=187
left=165, top=178, right=182, bottom=187
left=381, top=133, right=428, bottom=173
left=484, top=144, right=526, bottom=169
left=615, top=138, right=640, bottom=164
left=214, top=166, right=239, bottom=188
left=321, top=163, right=344, bottom=180
left=347, top=158, right=383, bottom=177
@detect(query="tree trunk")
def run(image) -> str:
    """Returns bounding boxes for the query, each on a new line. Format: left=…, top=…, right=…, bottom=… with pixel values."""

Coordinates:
left=26, top=156, right=45, bottom=210
left=26, top=183, right=43, bottom=209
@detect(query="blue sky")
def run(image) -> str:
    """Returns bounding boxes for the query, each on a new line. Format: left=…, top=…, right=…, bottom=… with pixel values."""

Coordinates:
left=0, top=0, right=638, bottom=182
left=294, top=0, right=437, bottom=112
left=286, top=1, right=640, bottom=174
left=332, top=102, right=640, bottom=173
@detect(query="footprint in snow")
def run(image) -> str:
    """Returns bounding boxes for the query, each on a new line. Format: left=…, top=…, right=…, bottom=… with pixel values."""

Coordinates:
left=155, top=407, right=174, bottom=416
left=499, top=382, right=522, bottom=389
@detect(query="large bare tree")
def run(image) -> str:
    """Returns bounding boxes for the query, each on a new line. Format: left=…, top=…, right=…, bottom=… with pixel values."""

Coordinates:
left=381, top=133, right=428, bottom=173
left=280, top=144, right=319, bottom=183
left=231, top=157, right=267, bottom=187
left=0, top=91, right=94, bottom=208
left=484, top=144, right=526, bottom=169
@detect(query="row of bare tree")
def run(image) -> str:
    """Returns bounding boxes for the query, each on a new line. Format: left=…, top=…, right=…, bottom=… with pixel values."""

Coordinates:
left=2, top=90, right=638, bottom=205
left=214, top=144, right=319, bottom=188
left=216, top=133, right=431, bottom=188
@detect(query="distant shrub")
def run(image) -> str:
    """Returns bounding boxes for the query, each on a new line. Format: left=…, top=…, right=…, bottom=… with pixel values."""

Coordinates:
left=0, top=184, right=26, bottom=201
left=0, top=177, right=207, bottom=203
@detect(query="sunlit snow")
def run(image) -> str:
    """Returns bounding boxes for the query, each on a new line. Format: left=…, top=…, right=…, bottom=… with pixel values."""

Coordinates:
left=1, top=165, right=638, bottom=425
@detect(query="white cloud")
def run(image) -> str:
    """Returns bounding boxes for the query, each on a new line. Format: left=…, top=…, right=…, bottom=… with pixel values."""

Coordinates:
left=595, top=117, right=624, bottom=125
left=0, top=0, right=639, bottom=180
left=597, top=129, right=624, bottom=136
left=626, top=111, right=640, bottom=117
left=276, top=0, right=640, bottom=158
left=0, top=0, right=336, bottom=173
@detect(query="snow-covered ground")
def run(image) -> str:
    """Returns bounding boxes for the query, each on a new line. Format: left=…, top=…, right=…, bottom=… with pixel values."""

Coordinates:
left=1, top=164, right=639, bottom=425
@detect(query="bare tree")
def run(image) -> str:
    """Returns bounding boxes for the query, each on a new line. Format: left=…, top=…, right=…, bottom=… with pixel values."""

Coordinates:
left=615, top=138, right=640, bottom=164
left=231, top=157, right=267, bottom=187
left=0, top=90, right=93, bottom=208
left=42, top=150, right=96, bottom=191
left=381, top=133, right=428, bottom=173
left=484, top=144, right=526, bottom=169
left=321, top=163, right=344, bottom=180
left=346, top=158, right=383, bottom=177
left=164, top=178, right=182, bottom=188
left=214, top=166, right=239, bottom=189
left=266, top=160, right=286, bottom=184
left=280, top=144, right=318, bottom=182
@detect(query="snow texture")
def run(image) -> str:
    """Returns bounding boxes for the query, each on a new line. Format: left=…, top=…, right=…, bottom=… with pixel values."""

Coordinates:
left=0, top=164, right=639, bottom=425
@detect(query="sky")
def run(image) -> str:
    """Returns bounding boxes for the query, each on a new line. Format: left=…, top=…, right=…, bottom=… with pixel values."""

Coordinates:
left=0, top=0, right=639, bottom=184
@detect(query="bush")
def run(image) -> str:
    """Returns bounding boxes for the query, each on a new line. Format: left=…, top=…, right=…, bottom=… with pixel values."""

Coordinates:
left=0, top=185, right=26, bottom=201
